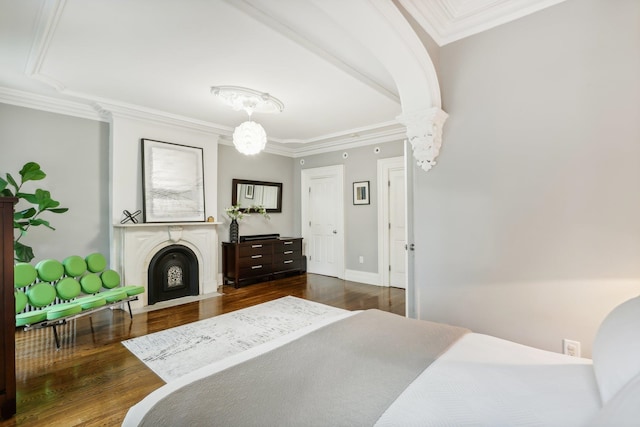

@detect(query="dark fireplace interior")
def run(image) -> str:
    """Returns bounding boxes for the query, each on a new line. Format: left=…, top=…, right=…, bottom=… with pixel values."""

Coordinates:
left=148, top=244, right=199, bottom=305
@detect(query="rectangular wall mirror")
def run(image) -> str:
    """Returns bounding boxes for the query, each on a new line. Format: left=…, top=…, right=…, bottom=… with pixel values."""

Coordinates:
left=232, top=179, right=283, bottom=213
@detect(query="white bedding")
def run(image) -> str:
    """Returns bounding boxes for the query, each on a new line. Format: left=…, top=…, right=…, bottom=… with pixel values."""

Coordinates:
left=124, top=296, right=640, bottom=426
left=375, top=333, right=601, bottom=427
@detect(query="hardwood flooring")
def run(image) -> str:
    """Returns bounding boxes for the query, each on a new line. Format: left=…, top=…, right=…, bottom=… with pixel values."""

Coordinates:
left=1, top=274, right=405, bottom=427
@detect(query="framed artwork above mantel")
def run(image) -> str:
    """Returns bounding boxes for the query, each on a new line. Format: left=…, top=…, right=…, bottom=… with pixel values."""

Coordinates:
left=141, top=139, right=206, bottom=223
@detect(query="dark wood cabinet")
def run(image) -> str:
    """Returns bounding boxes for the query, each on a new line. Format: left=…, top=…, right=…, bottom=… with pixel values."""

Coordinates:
left=222, top=237, right=304, bottom=287
left=1, top=198, right=16, bottom=419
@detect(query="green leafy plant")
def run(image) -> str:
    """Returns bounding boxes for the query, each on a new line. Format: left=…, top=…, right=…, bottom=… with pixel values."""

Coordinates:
left=0, top=162, right=69, bottom=262
left=225, top=204, right=270, bottom=221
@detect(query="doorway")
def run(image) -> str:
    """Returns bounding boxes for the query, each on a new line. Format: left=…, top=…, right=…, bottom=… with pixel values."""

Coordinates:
left=301, top=165, right=345, bottom=278
left=377, top=156, right=406, bottom=288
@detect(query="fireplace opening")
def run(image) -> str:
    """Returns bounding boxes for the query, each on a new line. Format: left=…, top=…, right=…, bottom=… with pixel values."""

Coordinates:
left=148, top=244, right=199, bottom=305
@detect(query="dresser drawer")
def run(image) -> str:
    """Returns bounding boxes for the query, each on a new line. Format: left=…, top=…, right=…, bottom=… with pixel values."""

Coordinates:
left=239, top=263, right=271, bottom=278
left=273, top=239, right=302, bottom=254
left=238, top=242, right=272, bottom=257
left=272, top=256, right=302, bottom=272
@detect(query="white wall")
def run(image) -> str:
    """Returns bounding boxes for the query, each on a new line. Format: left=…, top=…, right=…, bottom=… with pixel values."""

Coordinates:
left=109, top=115, right=219, bottom=226
left=411, top=0, right=640, bottom=357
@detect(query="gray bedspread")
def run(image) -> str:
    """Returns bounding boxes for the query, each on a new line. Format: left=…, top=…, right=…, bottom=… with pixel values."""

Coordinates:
left=136, top=309, right=469, bottom=427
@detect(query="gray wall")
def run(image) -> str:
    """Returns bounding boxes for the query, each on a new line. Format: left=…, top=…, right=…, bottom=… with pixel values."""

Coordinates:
left=412, top=0, right=640, bottom=356
left=0, top=103, right=110, bottom=261
left=294, top=141, right=404, bottom=272
left=217, top=144, right=296, bottom=241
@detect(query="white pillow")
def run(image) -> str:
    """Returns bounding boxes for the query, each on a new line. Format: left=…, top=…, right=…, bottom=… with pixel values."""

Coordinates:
left=587, top=372, right=640, bottom=427
left=592, top=295, right=640, bottom=404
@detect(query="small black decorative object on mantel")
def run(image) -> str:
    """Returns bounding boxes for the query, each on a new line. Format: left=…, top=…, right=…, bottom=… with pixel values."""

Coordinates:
left=121, top=209, right=142, bottom=224
left=229, top=219, right=239, bottom=243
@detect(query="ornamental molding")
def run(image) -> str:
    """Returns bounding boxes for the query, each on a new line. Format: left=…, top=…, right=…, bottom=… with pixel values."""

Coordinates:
left=398, top=107, right=449, bottom=172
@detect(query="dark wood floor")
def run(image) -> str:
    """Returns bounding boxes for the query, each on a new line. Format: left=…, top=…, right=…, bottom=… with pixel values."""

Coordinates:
left=1, top=274, right=405, bottom=427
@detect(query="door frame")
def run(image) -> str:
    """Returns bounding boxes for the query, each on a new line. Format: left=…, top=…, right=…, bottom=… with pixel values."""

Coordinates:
left=301, top=165, right=345, bottom=279
left=377, top=156, right=405, bottom=287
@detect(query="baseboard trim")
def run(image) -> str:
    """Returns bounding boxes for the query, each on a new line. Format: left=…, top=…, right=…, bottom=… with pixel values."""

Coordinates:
left=344, top=269, right=384, bottom=286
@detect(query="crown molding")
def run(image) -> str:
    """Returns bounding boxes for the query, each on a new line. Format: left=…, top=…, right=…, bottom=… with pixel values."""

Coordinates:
left=225, top=0, right=399, bottom=104
left=0, top=86, right=105, bottom=121
left=91, top=97, right=233, bottom=136
left=25, top=0, right=67, bottom=90
left=399, top=0, right=568, bottom=46
left=2, top=87, right=408, bottom=157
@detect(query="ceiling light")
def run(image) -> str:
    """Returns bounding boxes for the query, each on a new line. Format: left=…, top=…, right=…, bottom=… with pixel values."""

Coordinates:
left=211, top=86, right=284, bottom=155
left=232, top=121, right=267, bottom=155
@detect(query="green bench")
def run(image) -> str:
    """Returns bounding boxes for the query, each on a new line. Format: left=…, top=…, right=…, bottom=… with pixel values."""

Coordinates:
left=14, top=253, right=144, bottom=349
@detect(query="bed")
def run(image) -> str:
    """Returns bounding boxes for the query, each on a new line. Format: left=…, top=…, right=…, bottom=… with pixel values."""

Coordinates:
left=123, top=296, right=640, bottom=426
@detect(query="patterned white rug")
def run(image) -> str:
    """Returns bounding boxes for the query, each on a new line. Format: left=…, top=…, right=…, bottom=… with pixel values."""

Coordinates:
left=122, top=296, right=348, bottom=382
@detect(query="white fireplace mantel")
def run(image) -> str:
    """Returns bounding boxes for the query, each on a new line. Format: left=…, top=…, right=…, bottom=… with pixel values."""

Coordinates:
left=113, top=222, right=221, bottom=310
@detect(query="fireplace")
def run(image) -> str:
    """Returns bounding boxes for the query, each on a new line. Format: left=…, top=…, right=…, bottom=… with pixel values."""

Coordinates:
left=113, top=223, right=219, bottom=311
left=148, top=244, right=199, bottom=304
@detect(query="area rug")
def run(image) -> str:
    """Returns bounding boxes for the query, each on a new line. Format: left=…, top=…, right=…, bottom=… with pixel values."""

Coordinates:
left=122, top=296, right=348, bottom=382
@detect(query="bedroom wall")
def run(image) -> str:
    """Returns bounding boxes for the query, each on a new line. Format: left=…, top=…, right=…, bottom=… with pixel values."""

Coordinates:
left=293, top=140, right=404, bottom=280
left=0, top=103, right=110, bottom=261
left=217, top=143, right=295, bottom=240
left=412, top=0, right=640, bottom=357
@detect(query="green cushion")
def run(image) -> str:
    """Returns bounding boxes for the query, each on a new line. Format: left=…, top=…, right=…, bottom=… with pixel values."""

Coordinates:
left=46, top=302, right=82, bottom=320
left=100, top=289, right=128, bottom=303
left=35, top=259, right=64, bottom=282
left=15, top=290, right=28, bottom=313
left=120, top=285, right=145, bottom=297
left=14, top=263, right=37, bottom=288
left=85, top=253, right=107, bottom=273
left=56, top=277, right=81, bottom=300
left=76, top=295, right=107, bottom=310
left=27, top=282, right=57, bottom=307
left=16, top=310, right=47, bottom=327
left=100, top=270, right=120, bottom=289
left=62, top=255, right=87, bottom=277
left=80, top=274, right=102, bottom=294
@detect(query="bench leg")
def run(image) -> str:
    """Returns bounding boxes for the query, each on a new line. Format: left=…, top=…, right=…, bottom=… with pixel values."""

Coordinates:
left=52, top=325, right=61, bottom=350
left=127, top=300, right=133, bottom=319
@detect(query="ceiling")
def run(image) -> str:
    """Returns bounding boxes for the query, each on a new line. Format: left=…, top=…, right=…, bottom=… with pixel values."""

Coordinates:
left=0, top=0, right=566, bottom=156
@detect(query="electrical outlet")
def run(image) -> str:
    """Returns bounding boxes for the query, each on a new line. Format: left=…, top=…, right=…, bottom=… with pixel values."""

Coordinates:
left=358, top=256, right=364, bottom=264
left=563, top=339, right=581, bottom=357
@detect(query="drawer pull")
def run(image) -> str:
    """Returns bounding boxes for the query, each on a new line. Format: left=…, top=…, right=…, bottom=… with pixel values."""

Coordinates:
left=283, top=241, right=293, bottom=245
left=251, top=265, right=263, bottom=269
left=283, top=260, right=293, bottom=264
left=251, top=244, right=263, bottom=248
left=284, top=250, right=293, bottom=254
left=251, top=255, right=262, bottom=259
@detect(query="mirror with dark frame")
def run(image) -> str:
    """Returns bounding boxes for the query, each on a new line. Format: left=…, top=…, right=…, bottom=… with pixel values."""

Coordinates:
left=232, top=179, right=283, bottom=213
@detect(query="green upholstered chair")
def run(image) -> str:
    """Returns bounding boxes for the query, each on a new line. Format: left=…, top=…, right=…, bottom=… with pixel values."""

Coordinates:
left=15, top=253, right=144, bottom=348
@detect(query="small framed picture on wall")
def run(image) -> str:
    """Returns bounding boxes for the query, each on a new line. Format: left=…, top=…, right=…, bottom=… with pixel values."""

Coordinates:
left=353, top=181, right=370, bottom=205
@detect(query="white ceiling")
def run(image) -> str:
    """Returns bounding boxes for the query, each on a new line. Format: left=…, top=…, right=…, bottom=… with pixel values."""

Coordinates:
left=0, top=0, right=566, bottom=156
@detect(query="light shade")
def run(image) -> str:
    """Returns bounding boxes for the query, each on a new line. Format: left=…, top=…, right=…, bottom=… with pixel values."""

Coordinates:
left=232, top=121, right=267, bottom=155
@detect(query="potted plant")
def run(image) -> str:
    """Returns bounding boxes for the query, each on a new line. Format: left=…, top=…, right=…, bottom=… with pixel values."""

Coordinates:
left=224, top=204, right=270, bottom=243
left=0, top=162, right=68, bottom=262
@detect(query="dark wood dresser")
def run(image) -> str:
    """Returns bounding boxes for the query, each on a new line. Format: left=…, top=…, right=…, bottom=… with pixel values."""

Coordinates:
left=1, top=198, right=16, bottom=419
left=222, top=237, right=304, bottom=287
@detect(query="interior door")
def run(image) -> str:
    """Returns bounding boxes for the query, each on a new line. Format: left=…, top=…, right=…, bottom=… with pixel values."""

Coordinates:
left=388, top=167, right=406, bottom=288
left=301, top=166, right=344, bottom=278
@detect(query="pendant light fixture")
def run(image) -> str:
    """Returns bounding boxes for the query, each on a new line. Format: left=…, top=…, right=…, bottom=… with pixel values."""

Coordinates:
left=211, top=86, right=284, bottom=155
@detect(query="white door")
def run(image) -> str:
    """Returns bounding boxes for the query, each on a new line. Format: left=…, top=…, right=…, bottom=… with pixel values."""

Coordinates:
left=378, top=156, right=406, bottom=288
left=388, top=168, right=406, bottom=288
left=301, top=166, right=344, bottom=278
